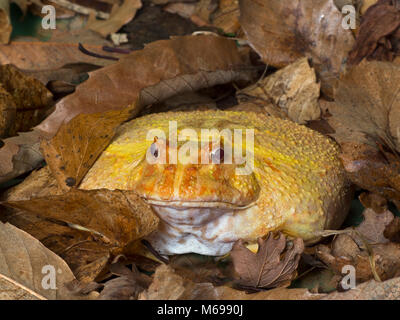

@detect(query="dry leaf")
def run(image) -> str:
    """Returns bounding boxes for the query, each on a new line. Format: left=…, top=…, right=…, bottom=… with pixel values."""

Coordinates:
left=0, top=273, right=46, bottom=300
left=316, top=207, right=400, bottom=283
left=239, top=0, right=355, bottom=96
left=349, top=0, right=400, bottom=64
left=0, top=64, right=53, bottom=138
left=384, top=216, right=400, bottom=243
left=326, top=60, right=400, bottom=200
left=0, top=85, right=16, bottom=138
left=21, top=63, right=100, bottom=87
left=0, top=41, right=122, bottom=70
left=237, top=58, right=321, bottom=124
left=323, top=276, right=400, bottom=300
left=41, top=106, right=137, bottom=190
left=1, top=166, right=62, bottom=201
left=164, top=2, right=196, bottom=19
left=355, top=208, right=394, bottom=244
left=98, top=262, right=151, bottom=300
left=0, top=221, right=78, bottom=299
left=339, top=143, right=400, bottom=202
left=0, top=167, right=109, bottom=270
left=73, top=254, right=110, bottom=284
left=231, top=233, right=304, bottom=289
left=328, top=60, right=400, bottom=150
left=0, top=131, right=44, bottom=184
left=169, top=254, right=228, bottom=285
left=212, top=0, right=240, bottom=34
left=359, top=192, right=388, bottom=214
left=2, top=188, right=159, bottom=248
left=88, top=0, right=142, bottom=38
left=139, top=264, right=217, bottom=300
left=213, top=285, right=322, bottom=300
left=167, top=0, right=218, bottom=25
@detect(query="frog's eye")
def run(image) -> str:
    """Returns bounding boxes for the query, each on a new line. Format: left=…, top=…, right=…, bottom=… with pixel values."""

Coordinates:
left=211, top=147, right=224, bottom=164
left=150, top=142, right=159, bottom=159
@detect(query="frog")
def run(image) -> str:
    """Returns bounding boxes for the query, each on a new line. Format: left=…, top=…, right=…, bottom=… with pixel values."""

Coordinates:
left=79, top=110, right=351, bottom=256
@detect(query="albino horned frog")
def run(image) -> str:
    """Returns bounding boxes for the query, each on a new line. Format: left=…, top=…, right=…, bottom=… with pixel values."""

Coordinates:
left=80, top=110, right=351, bottom=256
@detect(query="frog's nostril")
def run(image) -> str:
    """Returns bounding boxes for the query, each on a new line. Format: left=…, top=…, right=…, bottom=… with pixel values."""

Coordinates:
left=211, top=148, right=224, bottom=164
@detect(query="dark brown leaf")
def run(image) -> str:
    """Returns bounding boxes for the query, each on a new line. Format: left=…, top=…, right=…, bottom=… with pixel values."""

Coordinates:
left=231, top=232, right=304, bottom=289
left=98, top=263, right=152, bottom=300
left=384, top=216, right=400, bottom=243
left=348, top=0, right=400, bottom=64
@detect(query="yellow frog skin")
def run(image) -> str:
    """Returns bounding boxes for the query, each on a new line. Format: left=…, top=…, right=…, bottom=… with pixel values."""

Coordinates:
left=80, top=110, right=351, bottom=255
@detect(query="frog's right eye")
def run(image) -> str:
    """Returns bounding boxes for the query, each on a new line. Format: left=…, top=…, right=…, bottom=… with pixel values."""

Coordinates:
left=150, top=142, right=159, bottom=158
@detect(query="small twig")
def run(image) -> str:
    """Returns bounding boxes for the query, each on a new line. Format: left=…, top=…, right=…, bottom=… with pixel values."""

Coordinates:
left=102, top=46, right=131, bottom=54
left=78, top=43, right=119, bottom=61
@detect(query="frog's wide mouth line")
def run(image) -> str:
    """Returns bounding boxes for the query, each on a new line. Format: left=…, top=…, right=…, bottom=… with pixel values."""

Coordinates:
left=144, top=198, right=256, bottom=210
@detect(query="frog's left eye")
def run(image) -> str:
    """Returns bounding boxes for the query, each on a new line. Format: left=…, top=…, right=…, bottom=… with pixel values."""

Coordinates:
left=211, top=147, right=224, bottom=164
left=150, top=142, right=159, bottom=158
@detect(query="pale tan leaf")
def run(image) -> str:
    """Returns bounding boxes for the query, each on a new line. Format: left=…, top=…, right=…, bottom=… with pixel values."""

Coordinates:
left=237, top=58, right=321, bottom=124
left=0, top=222, right=77, bottom=300
left=0, top=273, right=46, bottom=300
left=323, top=276, right=400, bottom=300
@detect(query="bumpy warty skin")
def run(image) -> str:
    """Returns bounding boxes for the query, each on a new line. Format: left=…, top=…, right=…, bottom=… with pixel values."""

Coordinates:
left=79, top=111, right=351, bottom=255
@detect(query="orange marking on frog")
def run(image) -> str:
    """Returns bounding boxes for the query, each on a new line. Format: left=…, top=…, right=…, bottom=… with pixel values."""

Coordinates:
left=180, top=165, right=199, bottom=198
left=157, top=165, right=176, bottom=198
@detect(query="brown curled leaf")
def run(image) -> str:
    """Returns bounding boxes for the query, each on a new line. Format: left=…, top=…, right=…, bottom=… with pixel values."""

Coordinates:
left=348, top=0, right=400, bottom=65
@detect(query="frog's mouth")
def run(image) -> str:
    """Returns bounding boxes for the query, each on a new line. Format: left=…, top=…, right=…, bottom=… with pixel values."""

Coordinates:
left=144, top=198, right=257, bottom=210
